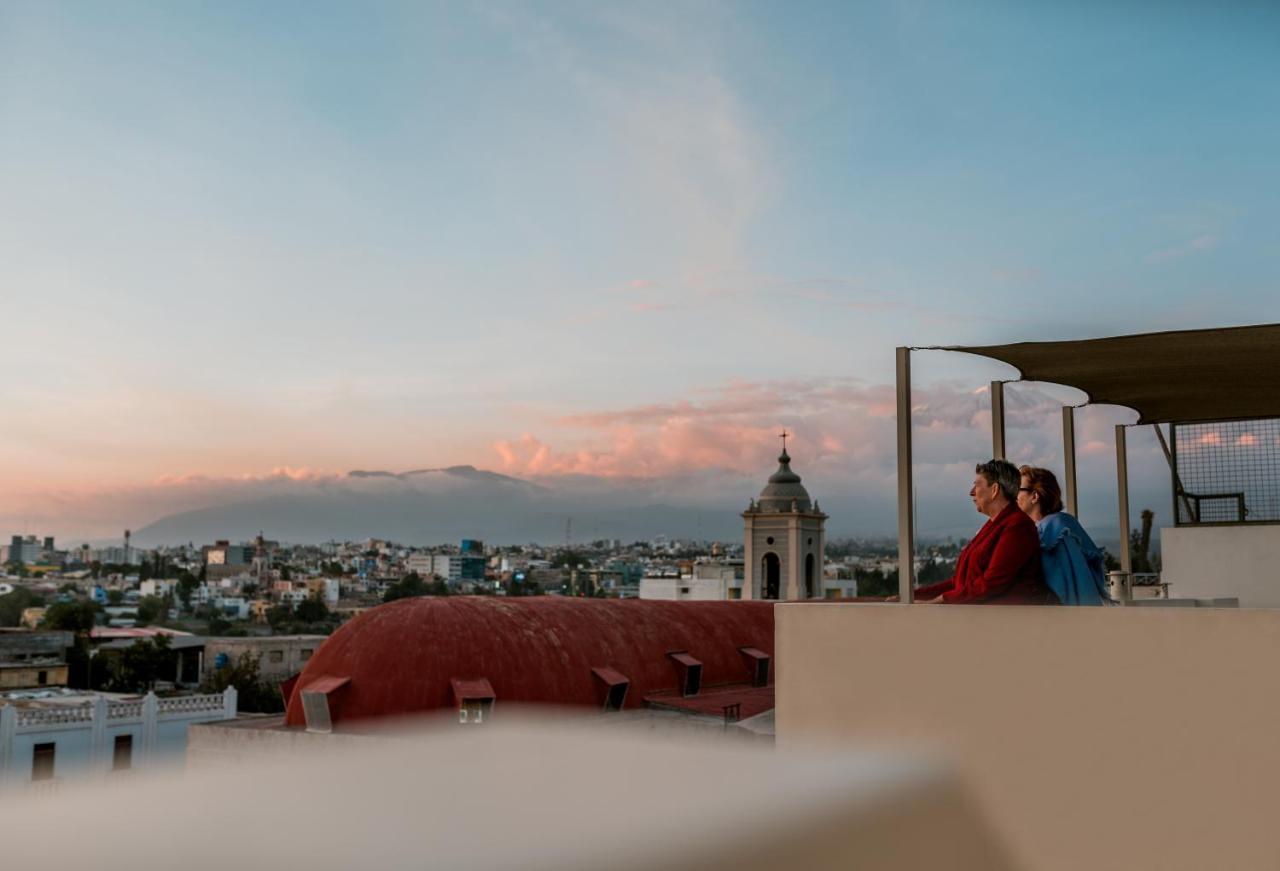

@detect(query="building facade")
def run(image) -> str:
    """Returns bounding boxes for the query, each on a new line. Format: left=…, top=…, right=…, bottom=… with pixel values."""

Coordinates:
left=0, top=688, right=236, bottom=785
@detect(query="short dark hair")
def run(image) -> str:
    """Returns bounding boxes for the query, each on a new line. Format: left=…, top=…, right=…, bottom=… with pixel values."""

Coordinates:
left=975, top=459, right=1020, bottom=501
left=1019, top=465, right=1065, bottom=514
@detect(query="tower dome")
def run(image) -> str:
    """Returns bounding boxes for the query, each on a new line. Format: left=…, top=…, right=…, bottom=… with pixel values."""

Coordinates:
left=756, top=448, right=812, bottom=513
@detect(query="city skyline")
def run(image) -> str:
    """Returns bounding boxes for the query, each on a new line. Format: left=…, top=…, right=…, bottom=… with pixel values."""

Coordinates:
left=3, top=2, right=1277, bottom=539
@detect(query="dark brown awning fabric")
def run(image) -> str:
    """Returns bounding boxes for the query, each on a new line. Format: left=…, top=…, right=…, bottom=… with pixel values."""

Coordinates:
left=936, top=323, right=1280, bottom=424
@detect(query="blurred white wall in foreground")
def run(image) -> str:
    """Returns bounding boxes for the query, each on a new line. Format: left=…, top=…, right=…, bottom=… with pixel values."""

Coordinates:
left=0, top=715, right=1015, bottom=871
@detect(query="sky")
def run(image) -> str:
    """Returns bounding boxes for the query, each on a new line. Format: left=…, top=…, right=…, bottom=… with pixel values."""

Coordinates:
left=2, top=1, right=1278, bottom=541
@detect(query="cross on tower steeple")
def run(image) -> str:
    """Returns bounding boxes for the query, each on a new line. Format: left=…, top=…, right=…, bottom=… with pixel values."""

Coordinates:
left=779, top=429, right=789, bottom=453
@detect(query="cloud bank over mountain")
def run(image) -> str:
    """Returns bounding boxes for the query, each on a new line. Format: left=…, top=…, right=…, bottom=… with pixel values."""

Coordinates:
left=15, top=377, right=1174, bottom=549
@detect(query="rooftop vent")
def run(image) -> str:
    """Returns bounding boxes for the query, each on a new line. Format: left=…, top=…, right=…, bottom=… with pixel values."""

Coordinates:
left=299, top=675, right=351, bottom=734
left=667, top=651, right=703, bottom=697
left=738, top=647, right=771, bottom=688
left=451, top=677, right=495, bottom=724
left=591, top=667, right=630, bottom=712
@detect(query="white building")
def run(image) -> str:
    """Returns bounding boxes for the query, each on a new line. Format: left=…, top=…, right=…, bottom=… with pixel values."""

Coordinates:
left=405, top=553, right=456, bottom=581
left=0, top=687, right=236, bottom=786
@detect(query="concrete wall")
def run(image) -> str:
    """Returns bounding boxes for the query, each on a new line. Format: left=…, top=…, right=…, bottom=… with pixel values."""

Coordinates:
left=203, top=636, right=326, bottom=681
left=1161, top=523, right=1280, bottom=606
left=776, top=603, right=1280, bottom=871
left=0, top=664, right=68, bottom=689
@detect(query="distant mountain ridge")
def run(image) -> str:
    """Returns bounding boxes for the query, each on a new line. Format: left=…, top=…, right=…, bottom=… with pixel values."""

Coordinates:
left=131, top=464, right=739, bottom=546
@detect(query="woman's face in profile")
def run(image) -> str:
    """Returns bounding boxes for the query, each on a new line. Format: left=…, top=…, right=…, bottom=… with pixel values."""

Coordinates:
left=1016, top=475, right=1037, bottom=516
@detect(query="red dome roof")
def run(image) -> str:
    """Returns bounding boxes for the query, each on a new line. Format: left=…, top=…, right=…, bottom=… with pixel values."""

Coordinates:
left=283, top=597, right=774, bottom=728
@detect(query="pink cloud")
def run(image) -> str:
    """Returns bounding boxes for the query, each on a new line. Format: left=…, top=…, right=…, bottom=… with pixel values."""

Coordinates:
left=494, top=377, right=1073, bottom=480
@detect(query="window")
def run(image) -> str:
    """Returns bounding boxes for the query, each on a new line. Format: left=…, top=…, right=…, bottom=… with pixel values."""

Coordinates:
left=300, top=649, right=312, bottom=661
left=269, top=650, right=284, bottom=664
left=37, top=671, right=48, bottom=686
left=31, top=743, right=55, bottom=782
left=113, top=735, right=133, bottom=771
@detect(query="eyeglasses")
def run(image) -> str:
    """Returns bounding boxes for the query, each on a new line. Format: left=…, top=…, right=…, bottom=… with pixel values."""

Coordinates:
left=1018, top=487, right=1034, bottom=493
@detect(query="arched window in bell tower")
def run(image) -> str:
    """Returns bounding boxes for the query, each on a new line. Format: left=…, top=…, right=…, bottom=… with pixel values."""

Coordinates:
left=762, top=553, right=781, bottom=600
left=804, top=553, right=815, bottom=598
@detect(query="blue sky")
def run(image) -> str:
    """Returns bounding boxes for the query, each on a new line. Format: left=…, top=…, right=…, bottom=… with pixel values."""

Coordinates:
left=1, top=1, right=1277, bottom=537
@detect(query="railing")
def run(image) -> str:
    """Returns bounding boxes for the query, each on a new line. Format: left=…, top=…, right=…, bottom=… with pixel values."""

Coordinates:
left=107, top=700, right=144, bottom=720
left=16, top=703, right=92, bottom=729
left=157, top=694, right=226, bottom=716
left=1173, top=418, right=1279, bottom=525
left=1180, top=490, right=1248, bottom=524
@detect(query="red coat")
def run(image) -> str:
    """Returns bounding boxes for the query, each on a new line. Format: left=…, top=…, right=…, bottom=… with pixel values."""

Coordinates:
left=916, top=503, right=1055, bottom=604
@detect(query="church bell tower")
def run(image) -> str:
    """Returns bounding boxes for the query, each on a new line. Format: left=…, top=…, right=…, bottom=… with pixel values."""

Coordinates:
left=742, top=433, right=827, bottom=600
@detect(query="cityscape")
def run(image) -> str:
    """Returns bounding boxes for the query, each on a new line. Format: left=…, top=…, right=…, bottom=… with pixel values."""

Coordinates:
left=3, top=2, right=1279, bottom=870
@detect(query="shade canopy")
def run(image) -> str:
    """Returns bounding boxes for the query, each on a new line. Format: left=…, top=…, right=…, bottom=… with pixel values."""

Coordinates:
left=938, top=323, right=1280, bottom=424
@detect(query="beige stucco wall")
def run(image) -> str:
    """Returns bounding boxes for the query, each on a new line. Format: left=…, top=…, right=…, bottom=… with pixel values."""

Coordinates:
left=0, top=664, right=68, bottom=689
left=776, top=603, right=1280, bottom=871
left=1161, top=524, right=1280, bottom=606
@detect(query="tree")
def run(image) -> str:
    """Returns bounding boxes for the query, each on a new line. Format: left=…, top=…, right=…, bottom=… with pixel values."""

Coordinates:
left=0, top=587, right=44, bottom=627
left=107, top=589, right=125, bottom=605
left=42, top=600, right=100, bottom=634
left=201, top=652, right=284, bottom=714
left=4, top=560, right=29, bottom=578
left=383, top=572, right=428, bottom=603
left=294, top=595, right=330, bottom=623
left=176, top=570, right=200, bottom=609
left=135, top=595, right=167, bottom=627
left=106, top=635, right=173, bottom=693
left=42, top=600, right=101, bottom=689
left=855, top=568, right=897, bottom=598
left=265, top=604, right=293, bottom=629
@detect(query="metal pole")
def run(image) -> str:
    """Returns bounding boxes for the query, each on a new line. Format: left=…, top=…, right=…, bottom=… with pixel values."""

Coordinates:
left=896, top=347, right=915, bottom=602
left=1062, top=406, right=1078, bottom=516
left=990, top=381, right=1006, bottom=460
left=1115, top=424, right=1132, bottom=579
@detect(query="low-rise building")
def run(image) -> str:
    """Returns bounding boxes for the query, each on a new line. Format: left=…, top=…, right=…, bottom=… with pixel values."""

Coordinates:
left=0, top=630, right=73, bottom=689
left=0, top=687, right=236, bottom=785
left=203, top=635, right=326, bottom=683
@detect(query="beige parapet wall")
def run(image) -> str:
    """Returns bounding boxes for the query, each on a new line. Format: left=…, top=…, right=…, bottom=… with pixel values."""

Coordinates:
left=1161, top=523, right=1280, bottom=607
left=776, top=603, right=1280, bottom=871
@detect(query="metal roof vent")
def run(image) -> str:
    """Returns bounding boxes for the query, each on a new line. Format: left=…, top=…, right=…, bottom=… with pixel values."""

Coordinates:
left=591, top=667, right=630, bottom=712
left=738, top=647, right=771, bottom=688
left=299, top=675, right=351, bottom=734
left=451, top=678, right=495, bottom=724
left=667, top=651, right=703, bottom=697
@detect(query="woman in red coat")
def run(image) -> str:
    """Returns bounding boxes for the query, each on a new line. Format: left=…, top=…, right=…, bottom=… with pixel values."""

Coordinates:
left=914, top=459, right=1057, bottom=605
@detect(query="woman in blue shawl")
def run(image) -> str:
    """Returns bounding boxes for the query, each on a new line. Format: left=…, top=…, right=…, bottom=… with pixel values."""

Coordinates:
left=1017, top=466, right=1111, bottom=605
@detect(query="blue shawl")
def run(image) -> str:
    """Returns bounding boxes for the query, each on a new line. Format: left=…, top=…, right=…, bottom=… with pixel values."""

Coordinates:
left=1037, top=512, right=1110, bottom=605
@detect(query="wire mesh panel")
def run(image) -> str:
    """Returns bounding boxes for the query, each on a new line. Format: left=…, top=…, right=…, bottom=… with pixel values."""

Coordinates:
left=1173, top=418, right=1280, bottom=524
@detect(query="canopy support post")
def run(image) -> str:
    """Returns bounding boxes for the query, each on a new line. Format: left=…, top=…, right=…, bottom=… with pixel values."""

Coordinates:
left=897, top=347, right=915, bottom=603
left=990, top=381, right=1006, bottom=460
left=1115, top=424, right=1132, bottom=594
left=1062, top=406, right=1078, bottom=516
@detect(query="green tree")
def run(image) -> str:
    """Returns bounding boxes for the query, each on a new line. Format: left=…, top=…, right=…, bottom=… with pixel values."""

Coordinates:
left=135, top=595, right=167, bottom=626
left=0, top=587, right=45, bottom=627
left=176, top=571, right=200, bottom=609
left=42, top=600, right=101, bottom=689
left=265, top=603, right=293, bottom=629
left=106, top=635, right=173, bottom=693
left=294, top=595, right=330, bottom=623
left=4, top=560, right=29, bottom=578
left=201, top=652, right=284, bottom=714
left=106, top=588, right=125, bottom=605
left=42, top=600, right=101, bottom=634
left=383, top=572, right=428, bottom=603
